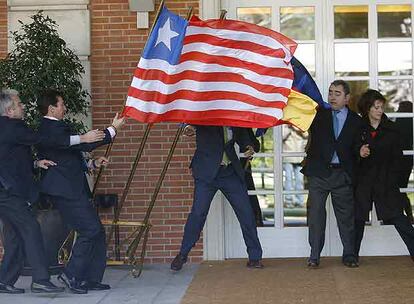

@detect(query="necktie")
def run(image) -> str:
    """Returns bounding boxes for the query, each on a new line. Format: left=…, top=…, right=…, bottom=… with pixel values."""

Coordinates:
left=331, top=111, right=340, bottom=164
left=333, top=110, right=340, bottom=139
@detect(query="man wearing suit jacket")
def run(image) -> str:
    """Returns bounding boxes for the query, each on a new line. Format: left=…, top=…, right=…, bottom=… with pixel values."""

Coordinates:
left=171, top=125, right=263, bottom=271
left=0, top=90, right=101, bottom=293
left=302, top=80, right=361, bottom=268
left=36, top=89, right=125, bottom=294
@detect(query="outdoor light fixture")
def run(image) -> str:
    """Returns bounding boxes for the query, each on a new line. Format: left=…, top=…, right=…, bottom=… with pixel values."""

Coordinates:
left=129, top=0, right=155, bottom=29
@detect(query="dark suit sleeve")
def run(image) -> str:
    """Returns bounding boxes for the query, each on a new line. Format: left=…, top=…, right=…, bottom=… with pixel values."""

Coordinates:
left=233, top=127, right=255, bottom=152
left=249, top=129, right=260, bottom=152
left=13, top=121, right=70, bottom=148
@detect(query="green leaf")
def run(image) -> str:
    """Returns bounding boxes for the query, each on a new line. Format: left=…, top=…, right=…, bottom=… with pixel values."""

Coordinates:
left=0, top=11, right=89, bottom=131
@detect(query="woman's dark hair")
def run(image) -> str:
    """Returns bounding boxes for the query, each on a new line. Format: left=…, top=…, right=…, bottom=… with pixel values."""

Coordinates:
left=37, top=89, right=64, bottom=116
left=357, top=89, right=386, bottom=117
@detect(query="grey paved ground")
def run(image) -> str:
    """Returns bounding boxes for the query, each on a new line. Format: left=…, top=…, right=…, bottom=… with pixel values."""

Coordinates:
left=0, top=264, right=199, bottom=304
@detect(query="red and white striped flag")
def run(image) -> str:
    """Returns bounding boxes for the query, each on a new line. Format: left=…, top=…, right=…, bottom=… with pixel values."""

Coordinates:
left=123, top=7, right=297, bottom=128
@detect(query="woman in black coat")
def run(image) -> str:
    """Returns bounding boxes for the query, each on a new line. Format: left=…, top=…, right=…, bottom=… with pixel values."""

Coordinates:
left=354, top=89, right=414, bottom=263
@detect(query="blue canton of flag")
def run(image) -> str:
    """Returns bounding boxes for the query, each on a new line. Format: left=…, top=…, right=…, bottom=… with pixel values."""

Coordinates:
left=142, top=7, right=188, bottom=65
left=291, top=57, right=330, bottom=109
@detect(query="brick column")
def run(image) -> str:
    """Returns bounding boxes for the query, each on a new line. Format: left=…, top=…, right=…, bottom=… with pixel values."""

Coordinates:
left=90, top=0, right=201, bottom=263
left=0, top=0, right=7, bottom=59
left=0, top=0, right=6, bottom=259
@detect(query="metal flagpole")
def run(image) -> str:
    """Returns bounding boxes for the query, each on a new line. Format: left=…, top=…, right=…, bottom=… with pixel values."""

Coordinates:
left=125, top=125, right=184, bottom=251
left=59, top=0, right=166, bottom=266
left=124, top=8, right=242, bottom=277
left=104, top=0, right=166, bottom=248
left=91, top=0, right=166, bottom=200
left=122, top=7, right=196, bottom=277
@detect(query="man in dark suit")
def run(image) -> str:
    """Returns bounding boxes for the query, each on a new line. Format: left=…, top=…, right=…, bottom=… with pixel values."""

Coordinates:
left=302, top=80, right=361, bottom=268
left=0, top=89, right=101, bottom=293
left=394, top=101, right=414, bottom=223
left=171, top=125, right=263, bottom=271
left=36, top=89, right=125, bottom=294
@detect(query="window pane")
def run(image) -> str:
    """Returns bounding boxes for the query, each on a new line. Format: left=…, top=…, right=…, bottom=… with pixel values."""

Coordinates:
left=252, top=171, right=274, bottom=190
left=283, top=195, right=308, bottom=227
left=294, top=44, right=315, bottom=76
left=335, top=43, right=369, bottom=76
left=379, top=79, right=413, bottom=111
left=283, top=156, right=308, bottom=227
left=257, top=127, right=273, bottom=153
left=347, top=80, right=370, bottom=113
left=378, top=42, right=412, bottom=76
left=378, top=4, right=412, bottom=38
left=280, top=7, right=315, bottom=40
left=282, top=158, right=307, bottom=192
left=282, top=125, right=308, bottom=153
left=237, top=7, right=271, bottom=28
left=334, top=5, right=368, bottom=39
left=256, top=194, right=274, bottom=227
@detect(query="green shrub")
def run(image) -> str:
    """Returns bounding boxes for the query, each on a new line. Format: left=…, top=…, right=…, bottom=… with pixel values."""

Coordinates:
left=0, top=11, right=89, bottom=131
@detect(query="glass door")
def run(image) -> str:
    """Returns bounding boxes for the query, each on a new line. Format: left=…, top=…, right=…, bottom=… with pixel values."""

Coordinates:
left=221, top=0, right=413, bottom=259
left=222, top=0, right=325, bottom=258
left=328, top=0, right=414, bottom=256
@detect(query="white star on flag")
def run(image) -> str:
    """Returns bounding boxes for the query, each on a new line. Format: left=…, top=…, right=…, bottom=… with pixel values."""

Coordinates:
left=155, top=18, right=179, bottom=51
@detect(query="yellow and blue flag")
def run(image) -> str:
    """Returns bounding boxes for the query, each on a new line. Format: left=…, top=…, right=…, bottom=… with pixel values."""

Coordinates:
left=281, top=57, right=328, bottom=131
left=257, top=56, right=326, bottom=135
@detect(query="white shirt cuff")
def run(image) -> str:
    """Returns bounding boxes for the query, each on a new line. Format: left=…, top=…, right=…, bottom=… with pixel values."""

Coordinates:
left=107, top=127, right=116, bottom=138
left=70, top=135, right=81, bottom=146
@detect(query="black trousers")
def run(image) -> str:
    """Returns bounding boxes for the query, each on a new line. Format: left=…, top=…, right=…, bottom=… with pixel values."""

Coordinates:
left=308, top=168, right=356, bottom=261
left=355, top=214, right=414, bottom=258
left=53, top=189, right=106, bottom=283
left=0, top=190, right=49, bottom=285
left=180, top=165, right=262, bottom=261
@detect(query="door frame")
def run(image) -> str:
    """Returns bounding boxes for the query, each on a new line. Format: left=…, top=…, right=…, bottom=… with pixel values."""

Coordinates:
left=201, top=0, right=414, bottom=260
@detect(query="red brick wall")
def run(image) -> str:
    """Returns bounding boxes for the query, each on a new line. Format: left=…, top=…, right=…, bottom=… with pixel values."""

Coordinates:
left=0, top=0, right=7, bottom=59
left=90, top=0, right=202, bottom=263
left=0, top=0, right=7, bottom=258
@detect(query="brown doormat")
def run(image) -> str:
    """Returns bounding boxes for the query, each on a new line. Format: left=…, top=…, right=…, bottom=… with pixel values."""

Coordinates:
left=181, top=257, right=414, bottom=304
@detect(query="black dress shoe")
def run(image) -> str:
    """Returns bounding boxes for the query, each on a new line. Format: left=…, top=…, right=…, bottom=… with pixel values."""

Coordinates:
left=171, top=254, right=187, bottom=271
left=31, top=281, right=65, bottom=293
left=246, top=260, right=264, bottom=269
left=307, top=259, right=319, bottom=268
left=0, top=282, right=25, bottom=294
left=343, top=258, right=359, bottom=268
left=58, top=272, right=88, bottom=294
left=81, top=281, right=111, bottom=291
